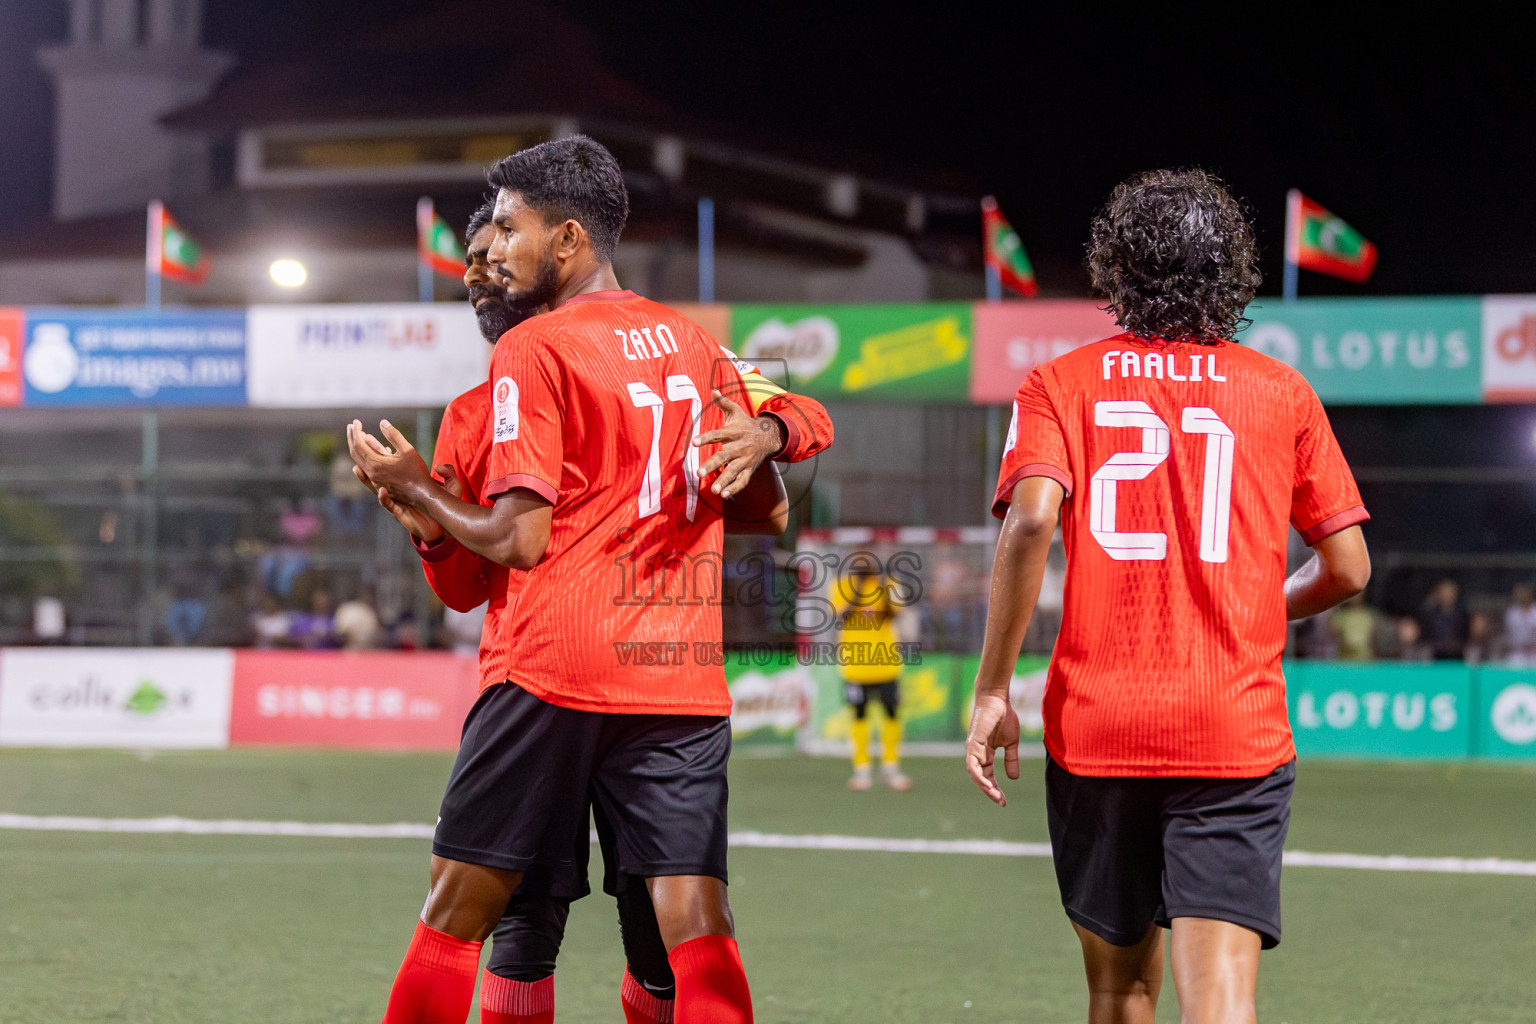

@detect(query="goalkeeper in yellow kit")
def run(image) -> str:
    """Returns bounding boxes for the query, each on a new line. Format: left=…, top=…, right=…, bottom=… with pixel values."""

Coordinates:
left=831, top=559, right=913, bottom=791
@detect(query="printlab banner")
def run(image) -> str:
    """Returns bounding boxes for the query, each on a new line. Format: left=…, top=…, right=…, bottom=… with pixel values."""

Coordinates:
left=247, top=303, right=490, bottom=407
left=20, top=308, right=247, bottom=406
left=0, top=648, right=234, bottom=748
left=732, top=304, right=973, bottom=402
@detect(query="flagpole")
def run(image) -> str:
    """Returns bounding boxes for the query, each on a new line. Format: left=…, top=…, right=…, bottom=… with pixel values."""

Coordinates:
left=1283, top=189, right=1300, bottom=302
left=145, top=200, right=162, bottom=311
left=697, top=197, right=715, bottom=303
left=416, top=197, right=434, bottom=303
left=985, top=264, right=1001, bottom=303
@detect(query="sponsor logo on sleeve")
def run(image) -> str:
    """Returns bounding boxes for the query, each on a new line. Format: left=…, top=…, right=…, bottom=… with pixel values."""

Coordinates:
left=493, top=376, right=518, bottom=442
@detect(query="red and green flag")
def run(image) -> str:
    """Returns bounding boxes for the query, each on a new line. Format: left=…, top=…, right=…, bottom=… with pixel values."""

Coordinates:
left=147, top=200, right=209, bottom=284
left=1286, top=189, right=1377, bottom=283
left=417, top=197, right=467, bottom=277
left=982, top=195, right=1038, bottom=297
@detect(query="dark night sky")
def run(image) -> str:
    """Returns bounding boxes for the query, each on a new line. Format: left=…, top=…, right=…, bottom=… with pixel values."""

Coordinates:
left=2, top=2, right=1534, bottom=297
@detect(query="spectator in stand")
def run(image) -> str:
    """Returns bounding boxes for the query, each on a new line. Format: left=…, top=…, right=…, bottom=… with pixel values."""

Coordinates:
left=1390, top=617, right=1434, bottom=662
left=334, top=584, right=384, bottom=650
left=251, top=591, right=291, bottom=648
left=1465, top=611, right=1492, bottom=665
left=1417, top=579, right=1469, bottom=660
left=289, top=587, right=338, bottom=649
left=1504, top=584, right=1536, bottom=665
left=1328, top=592, right=1377, bottom=661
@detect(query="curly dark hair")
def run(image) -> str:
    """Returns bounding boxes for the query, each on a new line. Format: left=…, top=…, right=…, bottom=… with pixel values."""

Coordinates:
left=1086, top=168, right=1260, bottom=342
left=464, top=198, right=495, bottom=249
left=486, top=135, right=629, bottom=263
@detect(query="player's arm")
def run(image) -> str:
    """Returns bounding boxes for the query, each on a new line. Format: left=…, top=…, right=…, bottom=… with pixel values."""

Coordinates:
left=695, top=375, right=835, bottom=496
left=356, top=457, right=494, bottom=612
left=722, top=461, right=788, bottom=535
left=1283, top=525, right=1370, bottom=620
left=756, top=390, right=833, bottom=462
left=1286, top=379, right=1371, bottom=620
left=347, top=419, right=552, bottom=570
left=966, top=476, right=1064, bottom=807
left=413, top=465, right=497, bottom=611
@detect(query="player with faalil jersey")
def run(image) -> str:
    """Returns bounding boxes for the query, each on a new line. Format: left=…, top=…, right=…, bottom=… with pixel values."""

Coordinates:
left=350, top=136, right=782, bottom=1024
left=375, top=198, right=832, bottom=1024
left=967, top=169, right=1371, bottom=1024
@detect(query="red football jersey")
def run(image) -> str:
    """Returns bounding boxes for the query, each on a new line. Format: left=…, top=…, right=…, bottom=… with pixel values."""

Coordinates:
left=413, top=380, right=513, bottom=692
left=993, top=333, right=1367, bottom=777
left=485, top=290, right=743, bottom=715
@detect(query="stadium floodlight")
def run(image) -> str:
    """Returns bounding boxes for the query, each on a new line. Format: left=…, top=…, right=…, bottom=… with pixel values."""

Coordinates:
left=269, top=259, right=308, bottom=287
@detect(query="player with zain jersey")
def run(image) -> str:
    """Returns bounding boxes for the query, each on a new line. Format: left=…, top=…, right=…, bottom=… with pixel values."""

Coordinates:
left=351, top=137, right=778, bottom=1024
left=967, top=169, right=1371, bottom=1024
left=378, top=199, right=832, bottom=1024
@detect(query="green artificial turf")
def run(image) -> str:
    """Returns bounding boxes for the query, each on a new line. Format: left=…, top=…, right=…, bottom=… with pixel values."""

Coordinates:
left=1, top=750, right=1533, bottom=1022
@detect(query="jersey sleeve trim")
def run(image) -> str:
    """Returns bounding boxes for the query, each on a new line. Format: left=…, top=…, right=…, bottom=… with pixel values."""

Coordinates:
left=1299, top=504, right=1370, bottom=546
left=763, top=411, right=794, bottom=461
left=414, top=534, right=462, bottom=563
left=759, top=391, right=833, bottom=462
left=991, top=462, right=1073, bottom=519
left=484, top=472, right=558, bottom=505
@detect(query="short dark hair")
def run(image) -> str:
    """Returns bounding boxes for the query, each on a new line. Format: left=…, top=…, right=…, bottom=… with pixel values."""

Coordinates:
left=1086, top=168, right=1260, bottom=342
left=486, top=135, right=629, bottom=262
left=464, top=198, right=496, bottom=249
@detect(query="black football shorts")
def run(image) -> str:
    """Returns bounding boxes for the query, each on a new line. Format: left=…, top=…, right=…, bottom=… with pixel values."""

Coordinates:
left=433, top=682, right=730, bottom=892
left=1045, top=756, right=1294, bottom=949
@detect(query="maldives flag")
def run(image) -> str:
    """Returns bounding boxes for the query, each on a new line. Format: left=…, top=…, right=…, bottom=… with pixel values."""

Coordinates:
left=147, top=200, right=209, bottom=284
left=417, top=197, right=467, bottom=277
left=982, top=195, right=1038, bottom=297
left=1286, top=190, right=1377, bottom=283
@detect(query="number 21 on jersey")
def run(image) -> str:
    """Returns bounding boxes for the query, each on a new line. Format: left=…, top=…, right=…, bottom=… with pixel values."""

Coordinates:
left=1090, top=400, right=1234, bottom=563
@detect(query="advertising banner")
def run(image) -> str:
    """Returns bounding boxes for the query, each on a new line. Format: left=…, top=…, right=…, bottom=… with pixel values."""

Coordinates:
left=1286, top=661, right=1471, bottom=758
left=969, top=301, right=1120, bottom=404
left=247, top=303, right=490, bottom=408
left=1243, top=297, right=1482, bottom=404
left=228, top=649, right=480, bottom=750
left=1479, top=295, right=1536, bottom=401
left=20, top=308, right=247, bottom=407
left=1472, top=667, right=1536, bottom=758
left=0, top=648, right=234, bottom=748
left=671, top=303, right=732, bottom=351
left=0, top=308, right=22, bottom=407
left=954, top=653, right=1049, bottom=742
left=802, top=654, right=965, bottom=756
left=732, top=303, right=972, bottom=402
left=726, top=651, right=813, bottom=748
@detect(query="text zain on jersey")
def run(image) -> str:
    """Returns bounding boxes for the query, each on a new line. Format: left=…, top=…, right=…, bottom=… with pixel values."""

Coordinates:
left=1101, top=349, right=1227, bottom=382
left=616, top=324, right=681, bottom=361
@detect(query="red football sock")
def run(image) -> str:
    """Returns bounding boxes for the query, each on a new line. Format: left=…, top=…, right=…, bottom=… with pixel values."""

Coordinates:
left=621, top=966, right=675, bottom=1024
left=480, top=970, right=554, bottom=1024
left=667, top=936, right=752, bottom=1024
left=380, top=920, right=482, bottom=1024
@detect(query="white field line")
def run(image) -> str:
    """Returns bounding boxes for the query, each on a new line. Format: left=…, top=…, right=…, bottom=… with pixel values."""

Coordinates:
left=2, top=814, right=1534, bottom=877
